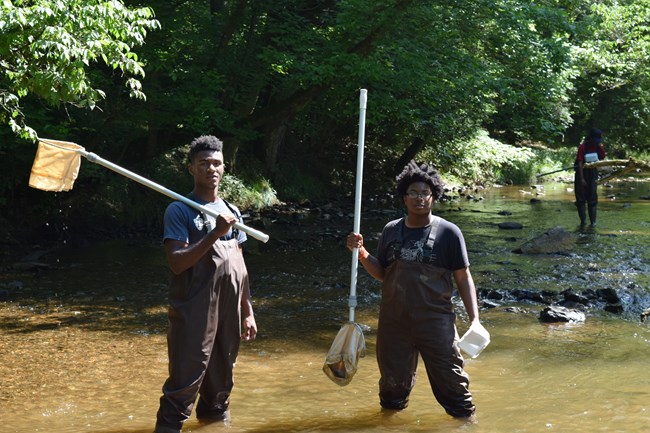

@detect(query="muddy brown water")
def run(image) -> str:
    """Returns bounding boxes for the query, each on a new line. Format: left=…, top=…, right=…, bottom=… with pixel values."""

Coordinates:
left=1, top=180, right=649, bottom=432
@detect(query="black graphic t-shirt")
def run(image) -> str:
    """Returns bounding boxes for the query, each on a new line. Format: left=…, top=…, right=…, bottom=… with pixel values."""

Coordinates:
left=376, top=217, right=469, bottom=271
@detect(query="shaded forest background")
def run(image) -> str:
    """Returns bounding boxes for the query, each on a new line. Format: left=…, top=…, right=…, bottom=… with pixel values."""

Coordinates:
left=2, top=0, right=650, bottom=244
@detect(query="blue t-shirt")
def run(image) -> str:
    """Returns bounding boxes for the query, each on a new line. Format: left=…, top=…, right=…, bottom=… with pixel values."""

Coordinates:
left=163, top=195, right=247, bottom=245
left=376, top=217, right=469, bottom=271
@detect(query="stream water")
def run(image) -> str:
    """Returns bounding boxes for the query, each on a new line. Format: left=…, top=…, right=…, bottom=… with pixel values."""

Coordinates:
left=1, top=180, right=649, bottom=433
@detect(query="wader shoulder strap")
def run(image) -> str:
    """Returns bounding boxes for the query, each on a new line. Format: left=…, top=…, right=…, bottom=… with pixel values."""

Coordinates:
left=391, top=218, right=406, bottom=259
left=393, top=216, right=441, bottom=263
left=183, top=194, right=241, bottom=238
left=220, top=198, right=241, bottom=239
left=425, top=216, right=441, bottom=250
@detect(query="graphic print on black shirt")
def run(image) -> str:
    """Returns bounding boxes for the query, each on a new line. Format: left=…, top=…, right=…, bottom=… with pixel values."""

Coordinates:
left=377, top=216, right=470, bottom=271
left=389, top=217, right=440, bottom=264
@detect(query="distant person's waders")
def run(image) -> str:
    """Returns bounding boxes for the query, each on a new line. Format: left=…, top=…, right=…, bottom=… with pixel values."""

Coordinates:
left=156, top=239, right=247, bottom=430
left=575, top=166, right=599, bottom=225
left=376, top=258, right=474, bottom=417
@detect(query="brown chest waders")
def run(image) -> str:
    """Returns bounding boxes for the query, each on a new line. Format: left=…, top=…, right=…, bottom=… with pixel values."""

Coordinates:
left=156, top=239, right=247, bottom=429
left=376, top=259, right=475, bottom=417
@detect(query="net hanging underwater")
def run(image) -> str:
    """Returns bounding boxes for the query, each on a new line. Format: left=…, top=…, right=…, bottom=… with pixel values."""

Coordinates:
left=322, top=89, right=368, bottom=386
left=28, top=138, right=270, bottom=243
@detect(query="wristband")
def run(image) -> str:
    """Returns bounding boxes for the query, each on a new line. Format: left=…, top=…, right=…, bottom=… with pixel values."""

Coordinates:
left=359, top=247, right=370, bottom=260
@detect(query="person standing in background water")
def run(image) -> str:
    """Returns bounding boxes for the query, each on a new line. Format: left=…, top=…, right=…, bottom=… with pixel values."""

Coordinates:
left=574, top=128, right=606, bottom=227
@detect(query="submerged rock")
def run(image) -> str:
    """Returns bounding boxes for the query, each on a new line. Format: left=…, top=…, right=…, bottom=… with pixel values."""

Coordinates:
left=596, top=288, right=620, bottom=304
left=513, top=226, right=575, bottom=254
left=604, top=303, right=624, bottom=314
left=476, top=287, right=629, bottom=317
left=561, top=289, right=591, bottom=305
left=498, top=222, right=523, bottom=230
left=9, top=261, right=52, bottom=272
left=641, top=307, right=650, bottom=322
left=539, top=305, right=586, bottom=323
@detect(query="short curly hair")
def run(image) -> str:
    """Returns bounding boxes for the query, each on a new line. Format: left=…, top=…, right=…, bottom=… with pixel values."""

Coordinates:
left=395, top=160, right=445, bottom=200
left=188, top=135, right=224, bottom=163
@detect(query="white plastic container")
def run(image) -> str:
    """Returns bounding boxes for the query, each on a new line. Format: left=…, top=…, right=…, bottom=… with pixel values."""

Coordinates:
left=458, top=322, right=490, bottom=359
left=584, top=152, right=598, bottom=163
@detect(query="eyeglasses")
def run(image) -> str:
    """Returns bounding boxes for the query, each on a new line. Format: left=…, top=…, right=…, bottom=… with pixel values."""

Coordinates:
left=405, top=190, right=433, bottom=199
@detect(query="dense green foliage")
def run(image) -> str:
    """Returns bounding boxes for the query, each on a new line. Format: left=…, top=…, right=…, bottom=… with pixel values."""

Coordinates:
left=2, top=0, right=650, bottom=238
left=420, top=130, right=537, bottom=185
left=571, top=0, right=650, bottom=155
left=0, top=0, right=159, bottom=139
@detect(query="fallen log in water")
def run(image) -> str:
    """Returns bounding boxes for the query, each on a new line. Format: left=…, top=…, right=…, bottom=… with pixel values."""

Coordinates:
left=583, top=158, right=650, bottom=183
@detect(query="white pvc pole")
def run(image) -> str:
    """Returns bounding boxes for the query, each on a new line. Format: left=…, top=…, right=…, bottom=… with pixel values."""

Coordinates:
left=349, top=89, right=367, bottom=322
left=81, top=150, right=270, bottom=243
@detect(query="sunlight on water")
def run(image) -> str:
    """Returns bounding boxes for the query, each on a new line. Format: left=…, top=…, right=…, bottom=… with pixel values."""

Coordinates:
left=1, top=181, right=649, bottom=432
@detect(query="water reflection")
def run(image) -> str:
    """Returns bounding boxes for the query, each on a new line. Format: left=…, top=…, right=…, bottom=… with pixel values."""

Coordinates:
left=1, top=181, right=649, bottom=432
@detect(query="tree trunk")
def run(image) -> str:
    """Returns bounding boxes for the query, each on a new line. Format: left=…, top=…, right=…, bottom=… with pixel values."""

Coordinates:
left=264, top=119, right=289, bottom=177
left=222, top=136, right=241, bottom=174
left=393, top=137, right=425, bottom=175
left=210, top=0, right=223, bottom=14
left=211, top=0, right=249, bottom=53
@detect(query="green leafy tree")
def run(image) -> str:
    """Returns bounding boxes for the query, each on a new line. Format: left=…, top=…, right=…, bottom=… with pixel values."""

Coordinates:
left=570, top=0, right=650, bottom=154
left=478, top=0, right=579, bottom=144
left=135, top=0, right=581, bottom=180
left=5, top=0, right=650, bottom=239
left=0, top=0, right=159, bottom=140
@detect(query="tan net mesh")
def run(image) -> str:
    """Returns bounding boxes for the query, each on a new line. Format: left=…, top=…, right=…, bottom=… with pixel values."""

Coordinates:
left=29, top=139, right=83, bottom=192
left=323, top=322, right=366, bottom=386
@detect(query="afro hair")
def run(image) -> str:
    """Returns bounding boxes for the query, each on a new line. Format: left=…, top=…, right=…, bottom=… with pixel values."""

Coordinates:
left=395, top=160, right=445, bottom=200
